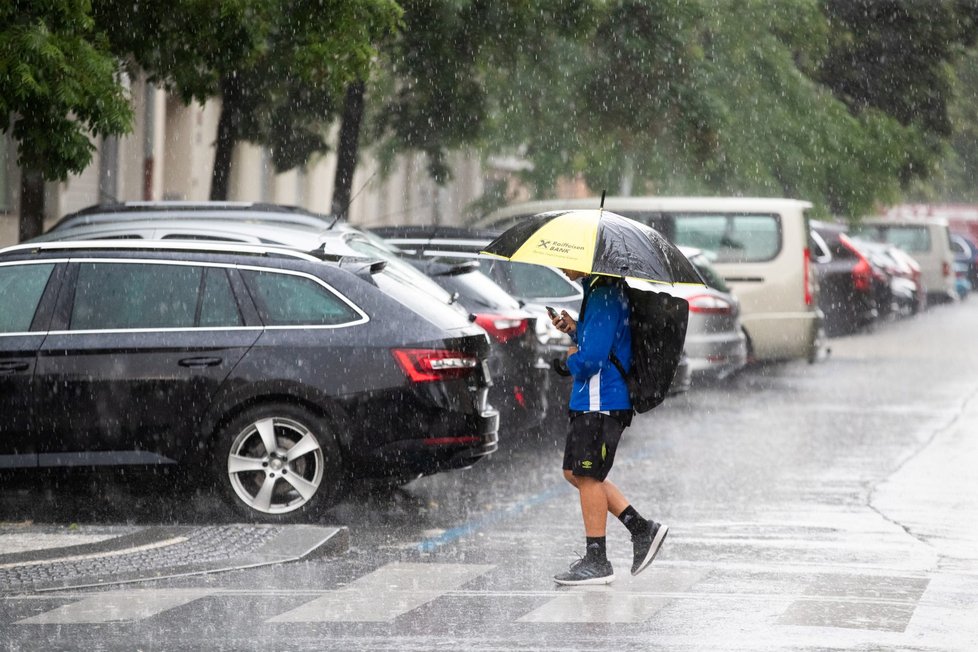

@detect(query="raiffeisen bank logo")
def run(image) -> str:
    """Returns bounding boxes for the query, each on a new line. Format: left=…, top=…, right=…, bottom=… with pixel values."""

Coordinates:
left=537, top=239, right=587, bottom=255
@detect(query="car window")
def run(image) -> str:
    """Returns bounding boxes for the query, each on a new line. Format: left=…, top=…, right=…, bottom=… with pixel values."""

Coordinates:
left=671, top=213, right=781, bottom=262
left=199, top=267, right=243, bottom=327
left=242, top=269, right=362, bottom=326
left=0, top=263, right=55, bottom=333
left=72, top=262, right=204, bottom=330
left=855, top=225, right=931, bottom=253
left=498, top=261, right=581, bottom=300
left=688, top=254, right=729, bottom=292
left=809, top=231, right=831, bottom=263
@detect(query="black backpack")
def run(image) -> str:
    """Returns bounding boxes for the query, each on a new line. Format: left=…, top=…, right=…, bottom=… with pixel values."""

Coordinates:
left=607, top=283, right=690, bottom=414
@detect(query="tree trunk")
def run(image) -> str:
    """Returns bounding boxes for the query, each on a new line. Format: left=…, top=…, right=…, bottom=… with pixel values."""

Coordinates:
left=210, top=76, right=241, bottom=201
left=331, top=80, right=366, bottom=219
left=19, top=168, right=45, bottom=242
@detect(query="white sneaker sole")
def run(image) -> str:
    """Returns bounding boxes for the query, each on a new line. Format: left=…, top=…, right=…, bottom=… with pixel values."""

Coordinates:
left=553, top=572, right=616, bottom=586
left=632, top=524, right=669, bottom=576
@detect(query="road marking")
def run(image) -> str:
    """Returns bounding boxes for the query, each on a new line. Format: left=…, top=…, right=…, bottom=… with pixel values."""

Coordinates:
left=519, top=589, right=671, bottom=623
left=414, top=438, right=674, bottom=553
left=14, top=589, right=211, bottom=624
left=267, top=562, right=493, bottom=623
left=519, top=568, right=704, bottom=623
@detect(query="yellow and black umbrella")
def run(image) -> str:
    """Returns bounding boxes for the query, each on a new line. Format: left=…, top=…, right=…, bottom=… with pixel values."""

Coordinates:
left=480, top=208, right=703, bottom=285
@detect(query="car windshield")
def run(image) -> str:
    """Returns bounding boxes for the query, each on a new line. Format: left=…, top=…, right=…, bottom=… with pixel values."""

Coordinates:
left=370, top=268, right=473, bottom=330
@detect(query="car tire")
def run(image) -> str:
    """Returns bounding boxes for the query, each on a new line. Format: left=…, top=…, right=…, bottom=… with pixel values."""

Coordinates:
left=212, top=403, right=344, bottom=522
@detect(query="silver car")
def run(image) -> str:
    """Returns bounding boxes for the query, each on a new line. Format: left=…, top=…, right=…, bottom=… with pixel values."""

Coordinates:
left=663, top=247, right=748, bottom=379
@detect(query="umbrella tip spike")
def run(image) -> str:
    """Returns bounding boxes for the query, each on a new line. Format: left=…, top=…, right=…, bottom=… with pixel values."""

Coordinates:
left=600, top=190, right=606, bottom=209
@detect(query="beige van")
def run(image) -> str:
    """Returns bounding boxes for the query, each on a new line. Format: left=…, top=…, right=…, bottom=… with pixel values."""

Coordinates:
left=477, top=196, right=822, bottom=363
left=853, top=217, right=957, bottom=304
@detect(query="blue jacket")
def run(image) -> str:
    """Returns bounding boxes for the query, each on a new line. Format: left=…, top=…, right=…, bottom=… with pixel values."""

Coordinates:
left=567, top=276, right=632, bottom=412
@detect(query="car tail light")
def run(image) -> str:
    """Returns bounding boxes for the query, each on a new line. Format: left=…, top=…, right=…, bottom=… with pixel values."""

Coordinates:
left=392, top=348, right=478, bottom=383
left=943, top=261, right=951, bottom=278
left=803, top=247, right=813, bottom=306
left=840, top=234, right=873, bottom=293
left=473, top=314, right=529, bottom=343
left=513, top=385, right=526, bottom=407
left=687, top=294, right=734, bottom=315
left=852, top=259, right=873, bottom=292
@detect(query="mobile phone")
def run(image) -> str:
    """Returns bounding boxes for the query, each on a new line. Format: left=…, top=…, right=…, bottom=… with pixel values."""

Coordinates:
left=546, top=306, right=559, bottom=320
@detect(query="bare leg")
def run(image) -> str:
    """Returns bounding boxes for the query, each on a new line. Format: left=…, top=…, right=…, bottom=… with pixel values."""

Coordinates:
left=576, top=476, right=608, bottom=536
left=601, top=479, right=630, bottom=518
left=564, top=471, right=629, bottom=537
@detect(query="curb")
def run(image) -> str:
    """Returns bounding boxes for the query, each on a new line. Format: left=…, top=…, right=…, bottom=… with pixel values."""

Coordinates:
left=0, top=524, right=349, bottom=594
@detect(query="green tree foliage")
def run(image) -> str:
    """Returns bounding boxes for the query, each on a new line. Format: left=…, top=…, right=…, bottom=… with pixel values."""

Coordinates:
left=690, top=0, right=914, bottom=218
left=0, top=0, right=132, bottom=239
left=816, top=0, right=978, bottom=190
left=366, top=1, right=594, bottom=184
left=906, top=48, right=978, bottom=202
left=477, top=0, right=978, bottom=220
left=95, top=0, right=400, bottom=199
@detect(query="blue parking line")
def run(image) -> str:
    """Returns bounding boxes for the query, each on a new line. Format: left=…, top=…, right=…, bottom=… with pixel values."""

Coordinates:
left=416, top=434, right=672, bottom=552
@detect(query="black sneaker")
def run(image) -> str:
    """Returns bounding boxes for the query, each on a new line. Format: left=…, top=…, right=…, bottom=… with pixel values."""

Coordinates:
left=553, top=556, right=615, bottom=585
left=631, top=521, right=669, bottom=576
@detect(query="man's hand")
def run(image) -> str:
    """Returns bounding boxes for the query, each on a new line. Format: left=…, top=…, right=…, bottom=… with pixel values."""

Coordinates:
left=552, top=310, right=577, bottom=334
left=567, top=345, right=579, bottom=356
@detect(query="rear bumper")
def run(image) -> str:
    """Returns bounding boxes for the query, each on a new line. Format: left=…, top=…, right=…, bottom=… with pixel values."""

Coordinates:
left=819, top=290, right=877, bottom=335
left=685, top=332, right=748, bottom=378
left=742, top=312, right=818, bottom=361
left=927, top=286, right=960, bottom=304
left=489, top=364, right=549, bottom=435
left=355, top=407, right=499, bottom=477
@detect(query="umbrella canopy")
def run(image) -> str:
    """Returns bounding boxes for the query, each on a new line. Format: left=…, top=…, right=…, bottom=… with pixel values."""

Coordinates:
left=480, top=209, right=703, bottom=285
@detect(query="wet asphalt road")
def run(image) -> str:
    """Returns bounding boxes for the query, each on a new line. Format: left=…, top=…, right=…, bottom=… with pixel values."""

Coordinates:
left=2, top=298, right=978, bottom=651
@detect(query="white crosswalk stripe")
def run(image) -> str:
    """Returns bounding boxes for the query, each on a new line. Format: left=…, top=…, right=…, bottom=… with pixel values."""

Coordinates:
left=519, top=568, right=704, bottom=623
left=267, top=562, right=494, bottom=623
left=519, top=590, right=671, bottom=623
left=1, top=552, right=949, bottom=632
left=14, top=588, right=212, bottom=624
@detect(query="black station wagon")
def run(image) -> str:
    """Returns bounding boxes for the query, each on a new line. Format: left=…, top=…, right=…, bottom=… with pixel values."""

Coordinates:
left=0, top=241, right=498, bottom=521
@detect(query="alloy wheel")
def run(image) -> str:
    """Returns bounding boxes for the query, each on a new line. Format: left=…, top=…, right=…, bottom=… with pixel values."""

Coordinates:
left=226, top=416, right=325, bottom=514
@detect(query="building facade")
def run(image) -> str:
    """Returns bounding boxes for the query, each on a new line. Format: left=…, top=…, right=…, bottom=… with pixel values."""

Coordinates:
left=0, top=77, right=487, bottom=246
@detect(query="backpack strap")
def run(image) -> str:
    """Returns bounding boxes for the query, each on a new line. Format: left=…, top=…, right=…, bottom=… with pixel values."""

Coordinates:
left=608, top=351, right=628, bottom=380
left=607, top=284, right=630, bottom=382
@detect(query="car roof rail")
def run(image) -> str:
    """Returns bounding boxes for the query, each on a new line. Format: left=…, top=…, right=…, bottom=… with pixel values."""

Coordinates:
left=0, top=239, right=324, bottom=263
left=50, top=201, right=338, bottom=231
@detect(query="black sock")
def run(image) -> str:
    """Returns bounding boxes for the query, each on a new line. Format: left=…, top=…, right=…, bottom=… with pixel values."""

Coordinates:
left=585, top=536, right=607, bottom=561
left=619, top=505, right=650, bottom=536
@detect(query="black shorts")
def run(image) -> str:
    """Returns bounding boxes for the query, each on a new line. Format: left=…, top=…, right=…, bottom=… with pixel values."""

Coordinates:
left=562, top=411, right=629, bottom=481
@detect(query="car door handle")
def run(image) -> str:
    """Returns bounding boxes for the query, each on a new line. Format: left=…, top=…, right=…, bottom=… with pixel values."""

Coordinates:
left=178, top=356, right=223, bottom=368
left=0, top=361, right=30, bottom=374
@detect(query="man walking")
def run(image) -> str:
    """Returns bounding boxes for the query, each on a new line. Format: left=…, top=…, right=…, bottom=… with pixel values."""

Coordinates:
left=550, top=270, right=668, bottom=585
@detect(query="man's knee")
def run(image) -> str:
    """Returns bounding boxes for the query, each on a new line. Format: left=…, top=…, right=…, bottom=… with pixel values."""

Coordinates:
left=575, top=475, right=603, bottom=488
left=565, top=470, right=604, bottom=488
